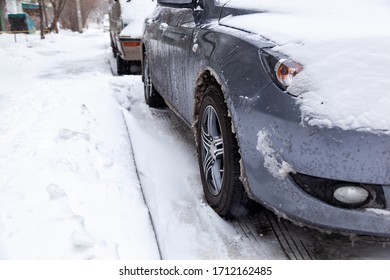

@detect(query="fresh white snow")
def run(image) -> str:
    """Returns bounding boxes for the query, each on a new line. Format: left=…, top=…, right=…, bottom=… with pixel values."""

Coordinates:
left=220, top=0, right=390, bottom=134
left=2, top=0, right=390, bottom=260
left=119, top=0, right=156, bottom=38
left=0, top=30, right=285, bottom=260
left=0, top=31, right=160, bottom=259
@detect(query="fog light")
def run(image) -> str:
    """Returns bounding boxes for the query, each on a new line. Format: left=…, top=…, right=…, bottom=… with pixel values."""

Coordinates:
left=333, top=186, right=369, bottom=205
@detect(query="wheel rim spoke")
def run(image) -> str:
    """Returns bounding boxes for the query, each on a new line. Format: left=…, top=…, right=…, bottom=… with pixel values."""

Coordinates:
left=201, top=105, right=224, bottom=195
left=214, top=138, right=224, bottom=159
left=204, top=152, right=214, bottom=179
left=210, top=159, right=222, bottom=192
left=201, top=126, right=212, bottom=151
left=207, top=107, right=218, bottom=137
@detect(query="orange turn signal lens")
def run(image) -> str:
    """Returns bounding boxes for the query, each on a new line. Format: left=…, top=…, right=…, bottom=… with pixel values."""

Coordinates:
left=123, top=41, right=141, bottom=47
left=275, top=59, right=303, bottom=88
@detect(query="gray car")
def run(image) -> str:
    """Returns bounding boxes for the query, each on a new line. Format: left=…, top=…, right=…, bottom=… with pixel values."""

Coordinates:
left=142, top=0, right=390, bottom=237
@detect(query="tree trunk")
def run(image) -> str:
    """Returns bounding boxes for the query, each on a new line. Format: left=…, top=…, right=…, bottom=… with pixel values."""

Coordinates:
left=38, top=0, right=45, bottom=39
left=42, top=0, right=49, bottom=29
left=49, top=0, right=68, bottom=33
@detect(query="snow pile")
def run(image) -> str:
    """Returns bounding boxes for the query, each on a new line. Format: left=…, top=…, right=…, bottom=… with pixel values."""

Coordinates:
left=221, top=0, right=390, bottom=133
left=119, top=0, right=156, bottom=38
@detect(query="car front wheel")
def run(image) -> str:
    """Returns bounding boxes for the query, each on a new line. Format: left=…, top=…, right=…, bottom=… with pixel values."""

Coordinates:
left=197, top=84, right=251, bottom=219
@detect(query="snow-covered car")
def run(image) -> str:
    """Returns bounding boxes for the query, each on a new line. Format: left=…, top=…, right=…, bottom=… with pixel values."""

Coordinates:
left=142, top=0, right=390, bottom=237
left=108, top=0, right=156, bottom=75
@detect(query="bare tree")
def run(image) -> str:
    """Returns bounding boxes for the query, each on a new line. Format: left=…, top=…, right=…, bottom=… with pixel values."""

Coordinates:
left=49, top=0, right=68, bottom=33
left=90, top=0, right=110, bottom=23
left=0, top=0, right=9, bottom=31
left=60, top=0, right=107, bottom=31
left=42, top=0, right=49, bottom=29
left=38, top=0, right=45, bottom=39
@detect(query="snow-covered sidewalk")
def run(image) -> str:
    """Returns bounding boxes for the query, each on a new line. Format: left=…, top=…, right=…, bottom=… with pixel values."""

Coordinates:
left=0, top=30, right=160, bottom=259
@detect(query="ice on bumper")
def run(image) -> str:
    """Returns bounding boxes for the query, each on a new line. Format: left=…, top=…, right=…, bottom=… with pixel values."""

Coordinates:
left=256, top=129, right=295, bottom=180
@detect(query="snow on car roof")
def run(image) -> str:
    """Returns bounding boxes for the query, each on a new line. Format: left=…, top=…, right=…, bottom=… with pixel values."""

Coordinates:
left=220, top=0, right=390, bottom=134
left=119, top=0, right=156, bottom=38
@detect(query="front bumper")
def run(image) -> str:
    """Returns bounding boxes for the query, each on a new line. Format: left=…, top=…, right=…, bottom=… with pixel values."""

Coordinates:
left=234, top=82, right=390, bottom=237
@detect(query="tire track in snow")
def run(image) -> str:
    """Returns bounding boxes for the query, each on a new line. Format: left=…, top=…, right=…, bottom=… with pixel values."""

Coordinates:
left=260, top=209, right=390, bottom=259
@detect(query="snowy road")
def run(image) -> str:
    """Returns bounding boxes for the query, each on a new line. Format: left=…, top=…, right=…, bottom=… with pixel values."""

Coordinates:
left=1, top=30, right=390, bottom=260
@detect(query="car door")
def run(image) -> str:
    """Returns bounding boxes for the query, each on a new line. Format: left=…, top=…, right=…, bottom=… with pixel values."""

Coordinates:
left=160, top=8, right=196, bottom=120
left=143, top=6, right=174, bottom=97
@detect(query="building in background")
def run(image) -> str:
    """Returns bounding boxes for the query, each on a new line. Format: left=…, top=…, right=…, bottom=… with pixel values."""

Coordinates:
left=21, top=2, right=40, bottom=29
left=1, top=0, right=40, bottom=33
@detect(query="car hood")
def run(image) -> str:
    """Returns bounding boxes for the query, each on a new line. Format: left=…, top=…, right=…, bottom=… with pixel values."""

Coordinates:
left=219, top=0, right=390, bottom=134
left=219, top=0, right=389, bottom=44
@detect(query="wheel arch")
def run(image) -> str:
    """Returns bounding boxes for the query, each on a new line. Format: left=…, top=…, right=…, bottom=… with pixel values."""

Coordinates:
left=193, top=68, right=255, bottom=201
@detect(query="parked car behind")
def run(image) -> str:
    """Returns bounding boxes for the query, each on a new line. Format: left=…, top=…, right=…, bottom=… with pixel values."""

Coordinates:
left=142, top=0, right=390, bottom=237
left=109, top=0, right=156, bottom=75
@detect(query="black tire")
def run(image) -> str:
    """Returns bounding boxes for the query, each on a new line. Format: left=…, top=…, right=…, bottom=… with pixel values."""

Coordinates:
left=116, top=55, right=131, bottom=75
left=129, top=61, right=142, bottom=75
left=197, top=84, right=251, bottom=219
left=143, top=54, right=165, bottom=108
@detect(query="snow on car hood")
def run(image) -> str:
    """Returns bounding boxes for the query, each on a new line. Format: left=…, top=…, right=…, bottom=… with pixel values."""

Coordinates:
left=119, top=0, right=156, bottom=38
left=220, top=0, right=390, bottom=134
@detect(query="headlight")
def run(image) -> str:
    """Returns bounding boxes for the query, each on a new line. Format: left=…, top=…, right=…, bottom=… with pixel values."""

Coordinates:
left=274, top=58, right=303, bottom=88
left=260, top=50, right=303, bottom=94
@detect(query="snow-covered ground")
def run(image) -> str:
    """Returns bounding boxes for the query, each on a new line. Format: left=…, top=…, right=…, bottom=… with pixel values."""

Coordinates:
left=0, top=30, right=285, bottom=259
